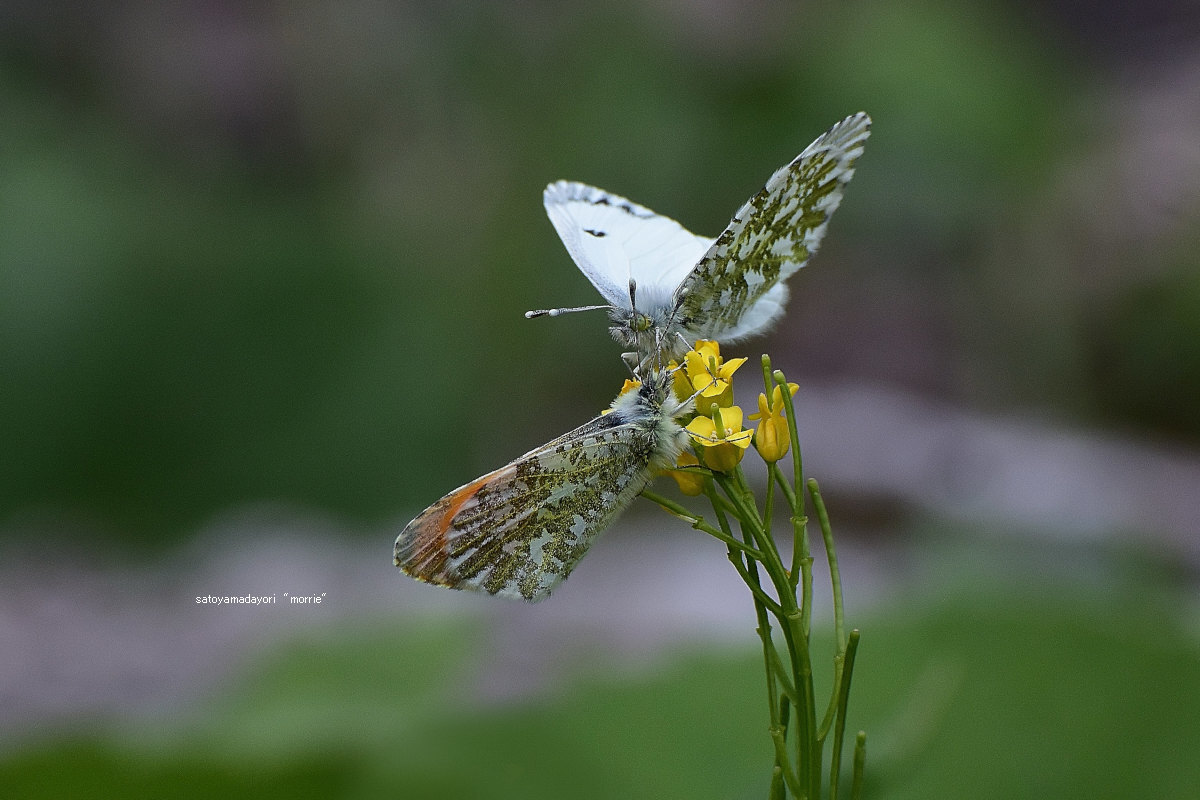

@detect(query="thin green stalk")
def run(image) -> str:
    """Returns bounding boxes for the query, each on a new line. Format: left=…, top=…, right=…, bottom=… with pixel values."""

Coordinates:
left=770, top=371, right=822, bottom=798
left=715, top=473, right=793, bottom=613
left=770, top=724, right=804, bottom=797
left=817, top=655, right=845, bottom=742
left=779, top=610, right=819, bottom=800
left=711, top=491, right=741, bottom=517
left=757, top=353, right=780, bottom=565
left=641, top=489, right=763, bottom=560
left=778, top=692, right=792, bottom=744
left=850, top=732, right=867, bottom=800
left=770, top=462, right=798, bottom=512
left=707, top=484, right=765, bottom=596
left=650, top=351, right=867, bottom=798
left=715, top=479, right=801, bottom=705
left=769, top=645, right=798, bottom=705
left=763, top=465, right=776, bottom=545
left=707, top=482, right=800, bottom=792
left=714, top=529, right=784, bottom=616
left=774, top=370, right=804, bottom=511
left=715, top=476, right=779, bottom=579
left=715, top=468, right=819, bottom=797
left=761, top=353, right=775, bottom=399
left=828, top=630, right=860, bottom=800
left=769, top=698, right=791, bottom=799
left=771, top=465, right=810, bottom=603
left=808, top=478, right=846, bottom=649
left=769, top=766, right=786, bottom=800
left=774, top=371, right=812, bottom=614
left=761, top=461, right=801, bottom=709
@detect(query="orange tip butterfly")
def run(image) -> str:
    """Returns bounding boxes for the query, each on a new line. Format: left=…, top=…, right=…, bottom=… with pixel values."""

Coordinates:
left=394, top=370, right=693, bottom=601
left=528, top=112, right=871, bottom=364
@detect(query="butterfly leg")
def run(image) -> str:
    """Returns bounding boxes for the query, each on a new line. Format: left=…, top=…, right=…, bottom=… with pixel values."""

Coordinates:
left=621, top=351, right=642, bottom=375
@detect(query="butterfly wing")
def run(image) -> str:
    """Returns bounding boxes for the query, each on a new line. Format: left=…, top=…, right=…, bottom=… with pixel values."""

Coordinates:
left=395, top=412, right=661, bottom=602
left=669, top=112, right=871, bottom=343
left=543, top=181, right=714, bottom=310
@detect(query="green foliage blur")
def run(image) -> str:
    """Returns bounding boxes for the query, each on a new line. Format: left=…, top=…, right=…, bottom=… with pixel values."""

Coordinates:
left=1, top=0, right=1197, bottom=547
left=4, top=569, right=1197, bottom=799
left=3, top=6, right=1198, bottom=799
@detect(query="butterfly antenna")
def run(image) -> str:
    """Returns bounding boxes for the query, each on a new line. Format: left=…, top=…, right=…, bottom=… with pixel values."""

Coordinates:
left=683, top=382, right=709, bottom=411
left=525, top=304, right=612, bottom=318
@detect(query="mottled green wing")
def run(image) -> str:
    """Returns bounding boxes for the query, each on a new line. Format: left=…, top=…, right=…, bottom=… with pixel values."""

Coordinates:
left=394, top=414, right=659, bottom=602
left=670, top=113, right=871, bottom=343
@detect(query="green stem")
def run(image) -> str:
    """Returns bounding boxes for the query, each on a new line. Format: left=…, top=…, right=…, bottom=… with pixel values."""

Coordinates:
left=770, top=464, right=809, bottom=597
left=769, top=697, right=791, bottom=800
left=703, top=485, right=782, bottom=616
left=711, top=491, right=741, bottom=517
left=778, top=611, right=818, bottom=799
left=774, top=372, right=812, bottom=616
left=763, top=465, right=776, bottom=548
left=770, top=724, right=804, bottom=797
left=774, top=371, right=804, bottom=514
left=770, top=645, right=798, bottom=706
left=769, top=766, right=785, bottom=800
left=772, top=371, right=822, bottom=798
left=809, top=478, right=846, bottom=650
left=828, top=630, right=861, bottom=800
left=817, top=655, right=845, bottom=742
left=770, top=462, right=797, bottom=509
left=719, top=480, right=799, bottom=636
left=760, top=353, right=775, bottom=399
left=850, top=731, right=867, bottom=800
left=640, top=489, right=763, bottom=560
left=714, top=469, right=819, bottom=797
left=705, top=483, right=800, bottom=793
left=715, top=473, right=791, bottom=605
left=649, top=356, right=868, bottom=798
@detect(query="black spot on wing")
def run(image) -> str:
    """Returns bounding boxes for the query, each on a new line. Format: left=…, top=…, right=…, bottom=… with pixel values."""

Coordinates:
left=584, top=228, right=607, bottom=237
left=591, top=194, right=654, bottom=219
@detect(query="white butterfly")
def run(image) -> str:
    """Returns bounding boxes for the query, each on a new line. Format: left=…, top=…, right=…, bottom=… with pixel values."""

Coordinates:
left=528, top=112, right=871, bottom=363
left=394, top=370, right=692, bottom=602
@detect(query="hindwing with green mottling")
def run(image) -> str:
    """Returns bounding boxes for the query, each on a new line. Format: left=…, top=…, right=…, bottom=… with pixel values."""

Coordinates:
left=395, top=374, right=689, bottom=602
left=537, top=112, right=870, bottom=361
left=670, top=112, right=871, bottom=343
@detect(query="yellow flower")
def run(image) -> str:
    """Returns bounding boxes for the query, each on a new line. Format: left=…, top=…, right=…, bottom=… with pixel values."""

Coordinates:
left=687, top=404, right=753, bottom=472
left=667, top=360, right=694, bottom=404
left=683, top=340, right=747, bottom=410
left=617, top=378, right=642, bottom=396
left=601, top=378, right=642, bottom=415
left=664, top=451, right=707, bottom=496
left=747, top=382, right=799, bottom=462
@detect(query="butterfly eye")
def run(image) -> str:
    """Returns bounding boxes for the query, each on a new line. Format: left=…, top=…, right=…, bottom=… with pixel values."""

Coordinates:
left=630, top=312, right=653, bottom=333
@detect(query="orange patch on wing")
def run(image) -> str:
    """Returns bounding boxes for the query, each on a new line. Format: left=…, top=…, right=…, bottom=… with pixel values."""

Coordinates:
left=397, top=465, right=517, bottom=586
left=436, top=469, right=501, bottom=532
left=436, top=465, right=520, bottom=534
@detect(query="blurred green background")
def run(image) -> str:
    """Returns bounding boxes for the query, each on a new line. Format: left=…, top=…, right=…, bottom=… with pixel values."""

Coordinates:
left=2, top=0, right=1199, bottom=798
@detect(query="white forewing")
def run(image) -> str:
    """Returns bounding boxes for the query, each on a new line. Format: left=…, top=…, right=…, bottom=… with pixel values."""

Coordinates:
left=537, top=114, right=871, bottom=362
left=543, top=181, right=713, bottom=310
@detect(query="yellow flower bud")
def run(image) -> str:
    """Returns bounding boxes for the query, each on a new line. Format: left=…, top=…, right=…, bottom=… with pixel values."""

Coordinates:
left=747, top=383, right=799, bottom=463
